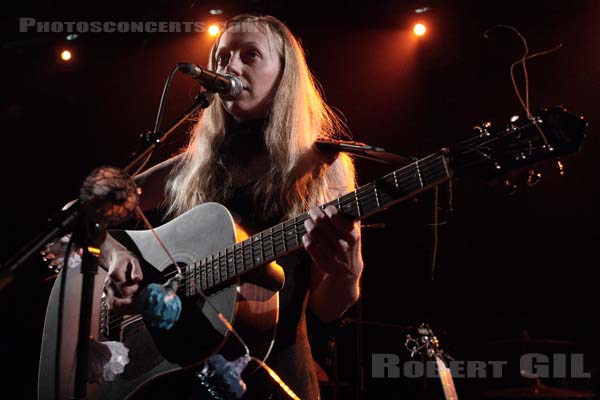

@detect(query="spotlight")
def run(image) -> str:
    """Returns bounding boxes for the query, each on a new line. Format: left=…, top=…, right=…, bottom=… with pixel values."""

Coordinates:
left=60, top=50, right=72, bottom=61
left=209, top=9, right=223, bottom=15
left=208, top=24, right=220, bottom=37
left=413, top=23, right=426, bottom=36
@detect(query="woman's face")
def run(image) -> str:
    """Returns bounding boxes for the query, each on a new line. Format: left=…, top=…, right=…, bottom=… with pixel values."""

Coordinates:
left=214, top=26, right=282, bottom=121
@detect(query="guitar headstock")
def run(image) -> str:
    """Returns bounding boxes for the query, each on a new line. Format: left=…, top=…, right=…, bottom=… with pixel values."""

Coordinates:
left=451, top=106, right=587, bottom=181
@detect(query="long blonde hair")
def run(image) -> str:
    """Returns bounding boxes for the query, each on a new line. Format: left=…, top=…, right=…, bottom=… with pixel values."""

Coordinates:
left=165, top=15, right=356, bottom=224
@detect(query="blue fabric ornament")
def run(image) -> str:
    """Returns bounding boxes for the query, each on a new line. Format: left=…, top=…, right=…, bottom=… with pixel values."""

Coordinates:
left=195, top=354, right=251, bottom=400
left=136, top=275, right=182, bottom=330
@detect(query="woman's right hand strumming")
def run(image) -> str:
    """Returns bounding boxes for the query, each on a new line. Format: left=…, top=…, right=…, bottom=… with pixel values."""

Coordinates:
left=101, top=234, right=144, bottom=314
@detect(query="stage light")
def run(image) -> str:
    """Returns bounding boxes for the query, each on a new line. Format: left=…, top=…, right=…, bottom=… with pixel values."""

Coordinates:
left=209, top=9, right=223, bottom=15
left=66, top=34, right=78, bottom=41
left=413, top=23, right=427, bottom=36
left=60, top=50, right=72, bottom=61
left=208, top=24, right=220, bottom=37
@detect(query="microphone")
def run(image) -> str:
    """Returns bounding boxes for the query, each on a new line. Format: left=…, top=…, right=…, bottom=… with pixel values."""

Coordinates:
left=178, top=63, right=243, bottom=100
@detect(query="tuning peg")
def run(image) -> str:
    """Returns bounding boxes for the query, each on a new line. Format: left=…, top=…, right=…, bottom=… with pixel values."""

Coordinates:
left=473, top=122, right=492, bottom=137
left=527, top=168, right=542, bottom=187
left=508, top=115, right=520, bottom=132
left=556, top=160, right=566, bottom=176
left=503, top=179, right=518, bottom=196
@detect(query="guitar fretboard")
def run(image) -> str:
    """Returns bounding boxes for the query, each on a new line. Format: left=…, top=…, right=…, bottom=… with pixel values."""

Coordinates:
left=184, top=151, right=452, bottom=297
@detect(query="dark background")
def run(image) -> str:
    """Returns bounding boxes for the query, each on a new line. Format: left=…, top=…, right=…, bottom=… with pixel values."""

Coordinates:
left=1, top=0, right=598, bottom=398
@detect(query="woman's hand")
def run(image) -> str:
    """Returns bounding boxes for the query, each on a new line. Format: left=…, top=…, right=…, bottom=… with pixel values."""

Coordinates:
left=302, top=205, right=363, bottom=279
left=303, top=205, right=364, bottom=322
left=101, top=234, right=144, bottom=314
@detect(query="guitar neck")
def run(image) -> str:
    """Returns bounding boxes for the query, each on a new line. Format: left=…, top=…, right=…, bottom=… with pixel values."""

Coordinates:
left=184, top=151, right=452, bottom=297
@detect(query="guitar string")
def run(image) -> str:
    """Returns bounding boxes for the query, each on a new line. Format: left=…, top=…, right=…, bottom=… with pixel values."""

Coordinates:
left=106, top=144, right=533, bottom=330
left=105, top=165, right=444, bottom=328
left=105, top=156, right=446, bottom=328
left=106, top=133, right=535, bottom=328
left=106, top=211, right=300, bottom=399
left=106, top=149, right=511, bottom=329
left=447, top=119, right=543, bottom=152
left=205, top=136, right=542, bottom=280
left=128, top=207, right=253, bottom=352
left=158, top=133, right=539, bottom=289
left=105, top=153, right=447, bottom=328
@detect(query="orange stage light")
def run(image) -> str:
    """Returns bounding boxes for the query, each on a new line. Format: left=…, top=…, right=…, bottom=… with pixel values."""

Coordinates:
left=413, top=23, right=427, bottom=36
left=208, top=25, right=220, bottom=37
left=60, top=50, right=72, bottom=61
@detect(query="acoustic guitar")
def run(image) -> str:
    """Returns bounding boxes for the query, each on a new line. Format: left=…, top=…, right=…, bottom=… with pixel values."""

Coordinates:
left=38, top=107, right=587, bottom=399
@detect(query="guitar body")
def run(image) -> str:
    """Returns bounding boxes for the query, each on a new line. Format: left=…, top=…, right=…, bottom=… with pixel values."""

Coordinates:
left=38, top=203, right=283, bottom=400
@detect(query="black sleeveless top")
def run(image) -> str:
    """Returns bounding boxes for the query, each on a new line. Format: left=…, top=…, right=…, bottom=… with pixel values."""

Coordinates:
left=224, top=184, right=320, bottom=400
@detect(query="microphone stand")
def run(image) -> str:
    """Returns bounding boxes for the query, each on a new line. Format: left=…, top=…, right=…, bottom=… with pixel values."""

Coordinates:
left=0, top=91, right=212, bottom=280
left=0, top=90, right=213, bottom=400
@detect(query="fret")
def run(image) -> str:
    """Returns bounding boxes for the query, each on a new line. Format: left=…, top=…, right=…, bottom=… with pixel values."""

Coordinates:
left=198, top=261, right=204, bottom=291
left=262, top=230, right=273, bottom=260
left=206, top=259, right=211, bottom=290
left=194, top=269, right=199, bottom=295
left=269, top=227, right=275, bottom=259
left=215, top=252, right=221, bottom=285
left=260, top=231, right=265, bottom=263
left=355, top=189, right=369, bottom=216
left=284, top=220, right=296, bottom=249
left=234, top=243, right=242, bottom=274
left=253, top=233, right=263, bottom=265
left=202, top=261, right=207, bottom=292
left=299, top=215, right=308, bottom=238
left=219, top=250, right=226, bottom=283
left=293, top=216, right=300, bottom=245
left=190, top=265, right=195, bottom=296
left=274, top=226, right=285, bottom=254
left=226, top=247, right=234, bottom=278
left=215, top=253, right=221, bottom=285
left=198, top=262, right=204, bottom=293
left=441, top=152, right=451, bottom=178
left=185, top=266, right=190, bottom=296
left=197, top=264, right=202, bottom=293
left=235, top=243, right=243, bottom=271
left=249, top=236, right=255, bottom=268
left=223, top=249, right=229, bottom=278
left=178, top=152, right=457, bottom=302
left=216, top=251, right=222, bottom=285
left=354, top=190, right=362, bottom=217
left=243, top=240, right=252, bottom=272
left=209, top=255, right=215, bottom=287
left=203, top=258, right=209, bottom=289
left=415, top=160, right=424, bottom=188
left=280, top=223, right=287, bottom=253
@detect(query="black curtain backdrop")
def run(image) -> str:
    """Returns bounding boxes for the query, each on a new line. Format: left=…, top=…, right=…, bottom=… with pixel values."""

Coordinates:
left=1, top=1, right=598, bottom=399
